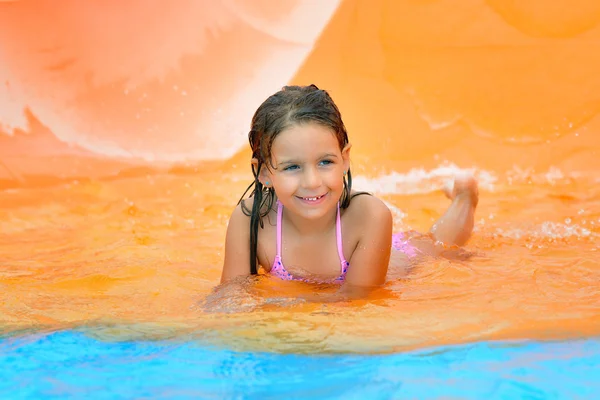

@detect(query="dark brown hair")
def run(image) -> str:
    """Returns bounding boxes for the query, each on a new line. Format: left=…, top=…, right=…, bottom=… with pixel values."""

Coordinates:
left=238, top=84, right=355, bottom=274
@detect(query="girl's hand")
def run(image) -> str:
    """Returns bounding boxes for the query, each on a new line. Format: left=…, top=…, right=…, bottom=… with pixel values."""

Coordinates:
left=199, top=277, right=261, bottom=314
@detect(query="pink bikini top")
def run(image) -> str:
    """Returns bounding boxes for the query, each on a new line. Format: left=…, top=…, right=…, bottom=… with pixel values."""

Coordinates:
left=270, top=201, right=349, bottom=283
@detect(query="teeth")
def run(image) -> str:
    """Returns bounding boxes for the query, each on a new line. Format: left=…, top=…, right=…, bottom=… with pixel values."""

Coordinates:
left=303, top=195, right=322, bottom=201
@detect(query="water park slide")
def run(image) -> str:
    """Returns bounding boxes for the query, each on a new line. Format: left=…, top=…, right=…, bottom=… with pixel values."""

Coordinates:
left=1, top=0, right=599, bottom=188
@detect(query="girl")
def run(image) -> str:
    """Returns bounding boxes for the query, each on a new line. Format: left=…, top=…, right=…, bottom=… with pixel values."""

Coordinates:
left=218, top=84, right=478, bottom=301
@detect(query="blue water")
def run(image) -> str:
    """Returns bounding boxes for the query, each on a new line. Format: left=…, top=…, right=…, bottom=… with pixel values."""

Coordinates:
left=1, top=331, right=598, bottom=399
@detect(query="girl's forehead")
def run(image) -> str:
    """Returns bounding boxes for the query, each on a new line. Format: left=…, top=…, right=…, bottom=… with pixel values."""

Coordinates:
left=271, top=123, right=339, bottom=153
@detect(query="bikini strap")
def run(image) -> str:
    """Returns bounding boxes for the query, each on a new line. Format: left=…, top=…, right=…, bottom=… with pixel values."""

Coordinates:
left=276, top=200, right=283, bottom=258
left=336, top=202, right=348, bottom=266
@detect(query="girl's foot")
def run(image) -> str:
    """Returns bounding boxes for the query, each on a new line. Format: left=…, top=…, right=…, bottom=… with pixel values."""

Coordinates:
left=443, top=172, right=479, bottom=208
left=430, top=172, right=479, bottom=247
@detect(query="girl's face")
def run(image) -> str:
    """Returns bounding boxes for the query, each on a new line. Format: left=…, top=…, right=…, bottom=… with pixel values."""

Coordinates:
left=262, top=123, right=350, bottom=220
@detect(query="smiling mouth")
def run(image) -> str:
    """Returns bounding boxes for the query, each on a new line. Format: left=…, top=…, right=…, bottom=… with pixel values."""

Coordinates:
left=297, top=193, right=327, bottom=202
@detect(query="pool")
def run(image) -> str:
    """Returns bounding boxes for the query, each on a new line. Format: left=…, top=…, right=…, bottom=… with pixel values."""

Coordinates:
left=2, top=329, right=599, bottom=399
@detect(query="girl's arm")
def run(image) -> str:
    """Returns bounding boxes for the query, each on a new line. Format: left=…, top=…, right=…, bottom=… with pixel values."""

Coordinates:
left=202, top=202, right=261, bottom=313
left=343, top=196, right=393, bottom=288
left=293, top=197, right=393, bottom=304
left=220, top=202, right=252, bottom=283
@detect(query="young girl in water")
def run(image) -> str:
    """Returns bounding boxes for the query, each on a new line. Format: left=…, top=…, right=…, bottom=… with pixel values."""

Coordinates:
left=218, top=84, right=478, bottom=301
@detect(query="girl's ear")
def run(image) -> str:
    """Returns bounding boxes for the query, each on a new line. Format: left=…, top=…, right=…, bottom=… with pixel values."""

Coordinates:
left=251, top=158, right=272, bottom=187
left=341, top=143, right=352, bottom=173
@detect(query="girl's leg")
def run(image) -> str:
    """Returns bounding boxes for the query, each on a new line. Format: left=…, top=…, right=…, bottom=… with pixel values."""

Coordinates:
left=429, top=173, right=478, bottom=247
left=399, top=174, right=479, bottom=260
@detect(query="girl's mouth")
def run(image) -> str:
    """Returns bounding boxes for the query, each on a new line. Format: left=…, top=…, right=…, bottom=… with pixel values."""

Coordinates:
left=297, top=193, right=327, bottom=203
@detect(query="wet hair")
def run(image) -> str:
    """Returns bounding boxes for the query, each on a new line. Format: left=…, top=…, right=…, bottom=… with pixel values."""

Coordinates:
left=238, top=84, right=355, bottom=275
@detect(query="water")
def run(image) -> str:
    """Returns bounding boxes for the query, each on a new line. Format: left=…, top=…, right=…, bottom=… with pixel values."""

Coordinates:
left=2, top=330, right=598, bottom=399
left=1, top=166, right=599, bottom=397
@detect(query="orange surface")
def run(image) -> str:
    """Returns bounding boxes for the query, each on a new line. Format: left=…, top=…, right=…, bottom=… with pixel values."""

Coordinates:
left=1, top=1, right=599, bottom=353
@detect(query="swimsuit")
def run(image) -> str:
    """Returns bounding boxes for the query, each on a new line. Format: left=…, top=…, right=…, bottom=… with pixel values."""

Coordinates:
left=269, top=201, right=419, bottom=283
left=391, top=232, right=419, bottom=258
left=270, top=201, right=349, bottom=283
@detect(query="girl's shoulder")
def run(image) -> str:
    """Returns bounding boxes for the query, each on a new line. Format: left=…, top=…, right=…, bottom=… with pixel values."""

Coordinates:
left=235, top=195, right=278, bottom=234
left=342, top=192, right=393, bottom=251
left=344, top=192, right=392, bottom=226
left=238, top=193, right=276, bottom=217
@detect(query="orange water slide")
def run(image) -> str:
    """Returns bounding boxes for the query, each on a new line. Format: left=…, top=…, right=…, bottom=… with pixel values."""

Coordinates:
left=0, top=0, right=341, bottom=186
left=292, top=0, right=600, bottom=175
left=1, top=0, right=599, bottom=188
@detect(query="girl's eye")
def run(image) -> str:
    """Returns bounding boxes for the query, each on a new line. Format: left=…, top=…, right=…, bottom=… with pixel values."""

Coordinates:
left=319, top=159, right=334, bottom=166
left=283, top=165, right=299, bottom=171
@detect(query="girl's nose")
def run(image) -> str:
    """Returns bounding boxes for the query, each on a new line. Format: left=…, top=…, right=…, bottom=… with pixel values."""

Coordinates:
left=303, top=167, right=322, bottom=188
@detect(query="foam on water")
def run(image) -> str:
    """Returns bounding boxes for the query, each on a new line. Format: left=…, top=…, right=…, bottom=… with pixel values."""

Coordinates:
left=352, top=163, right=497, bottom=195
left=352, top=163, right=595, bottom=197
